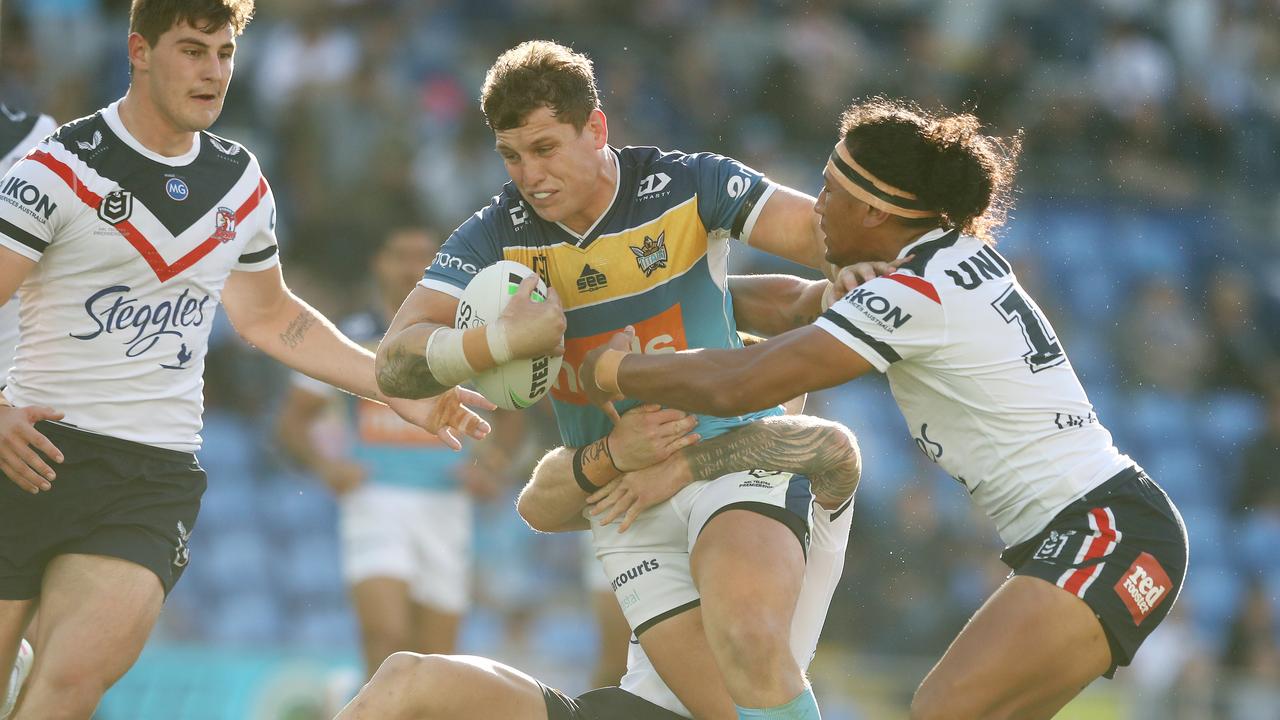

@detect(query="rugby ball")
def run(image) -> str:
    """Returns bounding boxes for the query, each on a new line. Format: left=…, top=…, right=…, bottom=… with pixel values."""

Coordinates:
left=455, top=260, right=563, bottom=410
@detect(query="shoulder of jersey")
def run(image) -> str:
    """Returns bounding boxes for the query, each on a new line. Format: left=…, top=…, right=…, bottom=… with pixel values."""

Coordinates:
left=201, top=129, right=257, bottom=170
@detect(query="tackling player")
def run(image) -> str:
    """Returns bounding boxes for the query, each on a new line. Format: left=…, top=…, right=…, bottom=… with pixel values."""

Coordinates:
left=375, top=40, right=847, bottom=720
left=581, top=97, right=1190, bottom=720
left=0, top=3, right=490, bottom=718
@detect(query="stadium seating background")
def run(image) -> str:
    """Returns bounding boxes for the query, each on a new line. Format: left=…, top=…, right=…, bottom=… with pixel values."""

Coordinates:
left=2, top=0, right=1278, bottom=718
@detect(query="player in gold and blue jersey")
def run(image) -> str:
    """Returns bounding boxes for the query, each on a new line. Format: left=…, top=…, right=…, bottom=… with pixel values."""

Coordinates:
left=377, top=40, right=845, bottom=720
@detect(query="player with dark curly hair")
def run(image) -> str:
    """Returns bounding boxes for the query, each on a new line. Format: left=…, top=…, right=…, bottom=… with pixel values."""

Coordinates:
left=582, top=97, right=1189, bottom=720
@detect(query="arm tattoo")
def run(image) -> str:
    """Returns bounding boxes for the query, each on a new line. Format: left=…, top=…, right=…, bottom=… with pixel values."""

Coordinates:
left=279, top=311, right=316, bottom=349
left=376, top=341, right=450, bottom=399
left=682, top=415, right=861, bottom=504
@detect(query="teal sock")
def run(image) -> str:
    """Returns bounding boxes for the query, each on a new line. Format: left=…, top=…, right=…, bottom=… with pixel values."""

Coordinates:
left=736, top=688, right=822, bottom=719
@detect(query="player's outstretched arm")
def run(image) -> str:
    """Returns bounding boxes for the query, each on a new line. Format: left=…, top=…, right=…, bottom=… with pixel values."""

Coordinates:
left=728, top=274, right=827, bottom=338
left=590, top=414, right=861, bottom=532
left=222, top=266, right=494, bottom=448
left=517, top=405, right=699, bottom=533
left=375, top=277, right=565, bottom=399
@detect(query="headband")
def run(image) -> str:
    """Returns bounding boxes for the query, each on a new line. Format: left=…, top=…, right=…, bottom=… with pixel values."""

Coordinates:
left=826, top=142, right=938, bottom=219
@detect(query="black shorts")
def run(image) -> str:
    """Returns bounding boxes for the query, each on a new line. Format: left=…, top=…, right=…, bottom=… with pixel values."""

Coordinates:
left=1001, top=466, right=1187, bottom=677
left=0, top=421, right=206, bottom=599
left=541, top=684, right=688, bottom=720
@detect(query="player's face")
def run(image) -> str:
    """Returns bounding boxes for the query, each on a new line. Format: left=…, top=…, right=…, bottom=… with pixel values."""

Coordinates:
left=374, top=229, right=438, bottom=300
left=495, top=106, right=612, bottom=232
left=134, top=21, right=236, bottom=133
left=816, top=169, right=872, bottom=265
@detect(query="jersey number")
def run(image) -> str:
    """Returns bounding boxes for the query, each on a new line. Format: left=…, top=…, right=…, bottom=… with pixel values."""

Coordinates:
left=991, top=286, right=1065, bottom=373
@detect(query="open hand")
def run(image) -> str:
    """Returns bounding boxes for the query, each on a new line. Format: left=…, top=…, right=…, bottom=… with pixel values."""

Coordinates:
left=388, top=387, right=495, bottom=450
left=607, top=404, right=699, bottom=471
left=0, top=405, right=65, bottom=494
left=587, top=452, right=694, bottom=532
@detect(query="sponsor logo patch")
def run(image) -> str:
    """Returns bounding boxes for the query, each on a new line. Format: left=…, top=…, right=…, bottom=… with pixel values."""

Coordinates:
left=165, top=176, right=189, bottom=201
left=841, top=286, right=913, bottom=332
left=576, top=264, right=608, bottom=293
left=1114, top=552, right=1172, bottom=625
left=212, top=206, right=237, bottom=243
left=552, top=303, right=687, bottom=404
left=611, top=558, right=660, bottom=591
left=1, top=176, right=58, bottom=222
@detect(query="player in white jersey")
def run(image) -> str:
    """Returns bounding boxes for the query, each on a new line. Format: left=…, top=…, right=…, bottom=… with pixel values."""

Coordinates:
left=337, top=383, right=859, bottom=720
left=0, top=3, right=491, bottom=719
left=0, top=104, right=56, bottom=377
left=582, top=98, right=1189, bottom=720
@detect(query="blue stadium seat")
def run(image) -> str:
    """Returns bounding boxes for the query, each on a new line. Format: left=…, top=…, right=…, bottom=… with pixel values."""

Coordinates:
left=200, top=528, right=274, bottom=596
left=207, top=590, right=284, bottom=646
left=279, top=529, right=345, bottom=600
left=256, top=471, right=339, bottom=542
left=287, top=601, right=359, bottom=650
left=1182, top=561, right=1242, bottom=650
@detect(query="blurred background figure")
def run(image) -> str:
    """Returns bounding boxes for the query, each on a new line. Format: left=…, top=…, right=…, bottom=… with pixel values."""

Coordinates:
left=2, top=0, right=1275, bottom=717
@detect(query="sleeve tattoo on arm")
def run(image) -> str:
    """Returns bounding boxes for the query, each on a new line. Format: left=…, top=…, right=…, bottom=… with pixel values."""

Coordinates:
left=682, top=416, right=861, bottom=504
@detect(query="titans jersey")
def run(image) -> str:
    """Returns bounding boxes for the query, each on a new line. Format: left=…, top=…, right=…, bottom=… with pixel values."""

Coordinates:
left=0, top=101, right=279, bottom=451
left=0, top=104, right=56, bottom=375
left=292, top=309, right=464, bottom=490
left=423, top=145, right=782, bottom=447
left=816, top=228, right=1132, bottom=545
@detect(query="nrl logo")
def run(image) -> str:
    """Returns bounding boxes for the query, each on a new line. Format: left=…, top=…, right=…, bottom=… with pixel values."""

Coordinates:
left=629, top=231, right=668, bottom=277
left=97, top=189, right=133, bottom=225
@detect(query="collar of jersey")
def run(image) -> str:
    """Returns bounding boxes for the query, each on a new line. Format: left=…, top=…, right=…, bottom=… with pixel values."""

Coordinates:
left=555, top=146, right=622, bottom=247
left=896, top=227, right=952, bottom=261
left=103, top=99, right=202, bottom=167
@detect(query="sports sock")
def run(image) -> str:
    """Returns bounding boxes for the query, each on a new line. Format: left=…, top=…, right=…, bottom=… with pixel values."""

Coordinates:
left=736, top=687, right=822, bottom=719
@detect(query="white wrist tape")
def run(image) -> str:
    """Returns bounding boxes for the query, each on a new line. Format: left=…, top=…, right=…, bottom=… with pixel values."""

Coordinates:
left=424, top=327, right=477, bottom=387
left=486, top=322, right=515, bottom=365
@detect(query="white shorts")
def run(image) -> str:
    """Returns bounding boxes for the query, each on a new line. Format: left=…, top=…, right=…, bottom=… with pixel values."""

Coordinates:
left=619, top=493, right=855, bottom=716
left=591, top=469, right=813, bottom=634
left=338, top=484, right=472, bottom=612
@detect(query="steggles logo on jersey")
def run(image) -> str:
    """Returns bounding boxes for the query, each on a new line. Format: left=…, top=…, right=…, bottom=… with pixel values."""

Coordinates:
left=1, top=176, right=57, bottom=222
left=212, top=206, right=237, bottom=243
left=842, top=286, right=913, bottom=332
left=97, top=190, right=133, bottom=225
left=70, top=284, right=212, bottom=360
left=630, top=231, right=668, bottom=276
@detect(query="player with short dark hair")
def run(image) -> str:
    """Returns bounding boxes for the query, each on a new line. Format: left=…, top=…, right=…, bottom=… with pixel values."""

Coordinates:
left=0, top=3, right=490, bottom=718
left=376, top=39, right=852, bottom=720
left=581, top=97, right=1190, bottom=720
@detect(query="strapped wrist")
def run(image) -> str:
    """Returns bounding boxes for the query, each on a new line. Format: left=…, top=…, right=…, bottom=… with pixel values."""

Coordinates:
left=486, top=321, right=514, bottom=365
left=594, top=349, right=629, bottom=395
left=424, top=327, right=476, bottom=387
left=571, top=445, right=602, bottom=493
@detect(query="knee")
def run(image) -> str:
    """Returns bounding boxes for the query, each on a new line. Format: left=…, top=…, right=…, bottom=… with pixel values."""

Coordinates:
left=910, top=681, right=979, bottom=720
left=708, top=615, right=793, bottom=677
left=18, top=667, right=110, bottom=720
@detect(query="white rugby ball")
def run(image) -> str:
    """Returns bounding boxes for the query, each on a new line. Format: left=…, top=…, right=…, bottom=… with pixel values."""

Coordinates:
left=455, top=260, right=563, bottom=410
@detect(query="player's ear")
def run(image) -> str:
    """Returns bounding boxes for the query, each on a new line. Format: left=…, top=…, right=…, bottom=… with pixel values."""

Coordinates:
left=127, top=32, right=152, bottom=75
left=862, top=205, right=892, bottom=229
left=587, top=109, right=608, bottom=149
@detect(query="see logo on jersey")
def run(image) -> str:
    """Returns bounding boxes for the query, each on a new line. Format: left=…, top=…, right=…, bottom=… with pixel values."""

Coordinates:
left=630, top=231, right=668, bottom=277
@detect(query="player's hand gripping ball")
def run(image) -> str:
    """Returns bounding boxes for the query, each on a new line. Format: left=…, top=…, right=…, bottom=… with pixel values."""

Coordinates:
left=456, top=260, right=564, bottom=410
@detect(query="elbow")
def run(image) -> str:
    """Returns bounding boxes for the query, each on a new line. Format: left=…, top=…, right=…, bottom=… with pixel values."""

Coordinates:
left=515, top=487, right=558, bottom=534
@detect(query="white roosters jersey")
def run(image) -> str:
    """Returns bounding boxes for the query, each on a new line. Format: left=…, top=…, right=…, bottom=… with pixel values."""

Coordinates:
left=815, top=228, right=1131, bottom=546
left=0, top=100, right=280, bottom=451
left=0, top=104, right=57, bottom=375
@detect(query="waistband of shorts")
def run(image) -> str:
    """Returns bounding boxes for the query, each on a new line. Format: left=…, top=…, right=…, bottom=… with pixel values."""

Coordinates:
left=36, top=421, right=199, bottom=465
left=1078, top=465, right=1143, bottom=502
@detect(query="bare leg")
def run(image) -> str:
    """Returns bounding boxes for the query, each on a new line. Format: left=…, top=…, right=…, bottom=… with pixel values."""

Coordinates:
left=336, top=653, right=549, bottom=720
left=691, top=510, right=807, bottom=709
left=411, top=602, right=462, bottom=656
left=638, top=606, right=738, bottom=720
left=910, top=575, right=1112, bottom=720
left=13, top=554, right=163, bottom=720
left=350, top=577, right=413, bottom=679
left=590, top=590, right=630, bottom=687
